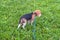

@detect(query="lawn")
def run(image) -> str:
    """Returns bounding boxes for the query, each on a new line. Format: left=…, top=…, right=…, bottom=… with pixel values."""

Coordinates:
left=0, top=0, right=60, bottom=40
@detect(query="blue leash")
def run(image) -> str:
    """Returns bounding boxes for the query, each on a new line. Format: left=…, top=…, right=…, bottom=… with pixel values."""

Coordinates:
left=33, top=17, right=36, bottom=40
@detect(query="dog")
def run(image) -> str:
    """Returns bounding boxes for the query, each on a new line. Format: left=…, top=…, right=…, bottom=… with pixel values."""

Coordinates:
left=17, top=10, right=41, bottom=29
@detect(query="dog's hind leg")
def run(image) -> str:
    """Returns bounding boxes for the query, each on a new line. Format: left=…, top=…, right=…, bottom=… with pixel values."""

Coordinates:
left=21, top=18, right=27, bottom=29
left=22, top=22, right=26, bottom=29
left=17, top=23, right=21, bottom=29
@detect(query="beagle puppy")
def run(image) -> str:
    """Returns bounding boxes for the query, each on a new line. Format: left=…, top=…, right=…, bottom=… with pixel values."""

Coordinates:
left=17, top=10, right=41, bottom=29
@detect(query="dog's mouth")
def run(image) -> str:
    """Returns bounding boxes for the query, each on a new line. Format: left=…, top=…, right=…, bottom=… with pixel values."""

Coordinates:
left=38, top=14, right=41, bottom=17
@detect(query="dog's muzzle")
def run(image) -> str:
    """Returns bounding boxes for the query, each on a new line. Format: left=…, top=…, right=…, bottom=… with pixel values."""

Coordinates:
left=38, top=14, right=41, bottom=17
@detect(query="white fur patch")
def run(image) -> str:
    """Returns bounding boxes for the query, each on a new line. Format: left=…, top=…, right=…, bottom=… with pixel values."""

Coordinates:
left=38, top=14, right=41, bottom=17
left=17, top=24, right=21, bottom=29
left=22, top=23, right=26, bottom=29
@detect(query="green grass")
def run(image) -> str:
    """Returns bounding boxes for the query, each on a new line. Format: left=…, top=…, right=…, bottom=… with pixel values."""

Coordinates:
left=0, top=0, right=60, bottom=40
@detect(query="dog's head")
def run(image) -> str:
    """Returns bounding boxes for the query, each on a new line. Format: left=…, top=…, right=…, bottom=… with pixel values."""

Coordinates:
left=33, top=10, right=41, bottom=17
